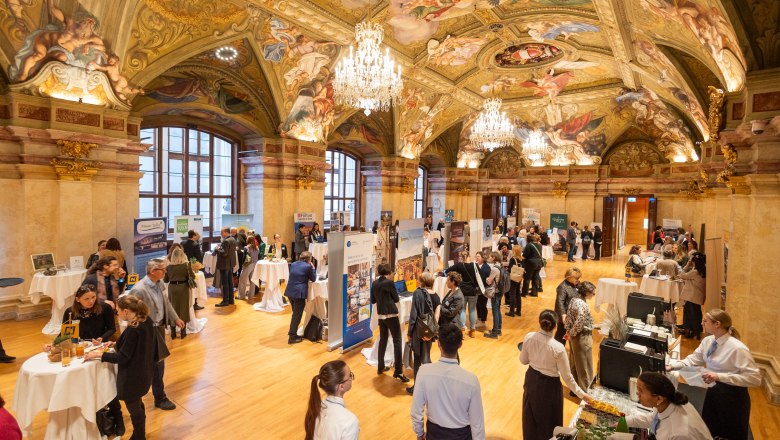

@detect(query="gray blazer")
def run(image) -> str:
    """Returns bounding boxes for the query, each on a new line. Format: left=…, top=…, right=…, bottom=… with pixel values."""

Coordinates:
left=129, top=276, right=179, bottom=327
left=216, top=236, right=238, bottom=270
left=439, top=287, right=464, bottom=328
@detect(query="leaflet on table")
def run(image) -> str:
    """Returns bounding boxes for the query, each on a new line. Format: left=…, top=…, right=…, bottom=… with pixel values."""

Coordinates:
left=133, top=217, right=168, bottom=274
left=342, top=233, right=374, bottom=352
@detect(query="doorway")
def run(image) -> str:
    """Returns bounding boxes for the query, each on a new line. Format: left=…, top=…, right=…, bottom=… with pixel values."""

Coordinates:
left=481, top=194, right=518, bottom=228
left=601, top=195, right=657, bottom=257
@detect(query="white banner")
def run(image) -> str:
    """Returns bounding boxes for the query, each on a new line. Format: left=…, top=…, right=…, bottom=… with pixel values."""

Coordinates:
left=173, top=215, right=204, bottom=241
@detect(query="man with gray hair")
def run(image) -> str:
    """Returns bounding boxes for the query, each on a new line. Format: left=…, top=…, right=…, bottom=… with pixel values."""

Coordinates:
left=129, top=258, right=184, bottom=411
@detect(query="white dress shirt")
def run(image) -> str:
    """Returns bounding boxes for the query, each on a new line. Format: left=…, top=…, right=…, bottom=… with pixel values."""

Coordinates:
left=670, top=333, right=761, bottom=387
left=626, top=402, right=711, bottom=440
left=519, top=330, right=587, bottom=398
left=411, top=358, right=485, bottom=440
left=314, top=396, right=359, bottom=440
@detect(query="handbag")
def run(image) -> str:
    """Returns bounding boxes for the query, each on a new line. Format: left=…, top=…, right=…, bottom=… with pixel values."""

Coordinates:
left=187, top=263, right=197, bottom=289
left=96, top=406, right=115, bottom=436
left=303, top=315, right=323, bottom=342
left=509, top=258, right=524, bottom=283
left=414, top=291, right=439, bottom=340
left=402, top=340, right=413, bottom=370
left=532, top=244, right=547, bottom=267
left=154, top=326, right=170, bottom=362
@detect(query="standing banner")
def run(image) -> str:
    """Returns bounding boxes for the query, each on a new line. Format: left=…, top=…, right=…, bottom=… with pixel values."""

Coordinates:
left=550, top=213, right=568, bottom=230
left=330, top=212, right=343, bottom=232
left=448, top=222, right=466, bottom=264
left=522, top=208, right=542, bottom=229
left=133, top=217, right=167, bottom=274
left=342, top=232, right=375, bottom=352
left=468, top=219, right=483, bottom=260
left=445, top=209, right=455, bottom=223
left=482, top=219, right=494, bottom=255
left=376, top=211, right=392, bottom=267
left=294, top=212, right=315, bottom=253
left=222, top=214, right=254, bottom=231
left=173, top=215, right=203, bottom=241
left=396, top=219, right=425, bottom=291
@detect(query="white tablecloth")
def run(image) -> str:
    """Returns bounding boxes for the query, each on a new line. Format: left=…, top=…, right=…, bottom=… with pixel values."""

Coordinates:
left=308, top=242, right=329, bottom=276
left=29, top=270, right=88, bottom=335
left=595, top=278, right=638, bottom=318
left=187, top=272, right=208, bottom=333
left=362, top=296, right=413, bottom=367
left=12, top=352, right=117, bottom=439
left=641, top=250, right=661, bottom=260
left=433, top=276, right=448, bottom=299
left=425, top=254, right=440, bottom=272
left=299, top=280, right=329, bottom=336
left=542, top=245, right=554, bottom=260
left=638, top=275, right=682, bottom=304
left=203, top=252, right=217, bottom=274
left=251, top=260, right=290, bottom=312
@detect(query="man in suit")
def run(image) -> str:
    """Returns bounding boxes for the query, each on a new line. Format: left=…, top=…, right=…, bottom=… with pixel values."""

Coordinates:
left=567, top=221, right=578, bottom=262
left=286, top=251, right=316, bottom=344
left=294, top=224, right=307, bottom=262
left=129, top=258, right=184, bottom=411
left=215, top=227, right=238, bottom=307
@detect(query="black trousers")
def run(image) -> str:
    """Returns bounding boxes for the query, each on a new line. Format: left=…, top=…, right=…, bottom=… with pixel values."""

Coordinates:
left=594, top=242, right=602, bottom=260
left=288, top=298, right=306, bottom=337
left=426, top=420, right=472, bottom=440
left=218, top=268, right=234, bottom=304
left=152, top=359, right=166, bottom=402
left=523, top=367, right=563, bottom=440
left=683, top=301, right=703, bottom=335
left=554, top=319, right=567, bottom=347
left=522, top=268, right=541, bottom=297
left=703, top=382, right=750, bottom=440
left=508, top=281, right=521, bottom=315
left=412, top=340, right=432, bottom=379
left=581, top=242, right=591, bottom=259
left=476, top=295, right=488, bottom=322
left=533, top=271, right=543, bottom=293
left=378, top=317, right=403, bottom=374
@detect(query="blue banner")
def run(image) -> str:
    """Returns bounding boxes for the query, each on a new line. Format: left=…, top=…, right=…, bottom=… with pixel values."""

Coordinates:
left=133, top=217, right=168, bottom=274
left=342, top=233, right=375, bottom=352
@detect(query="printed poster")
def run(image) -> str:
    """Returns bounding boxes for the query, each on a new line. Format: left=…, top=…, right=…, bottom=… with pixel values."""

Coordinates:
left=482, top=219, right=493, bottom=256
left=376, top=211, right=392, bottom=267
left=222, top=214, right=254, bottom=232
left=396, top=219, right=425, bottom=290
left=522, top=208, right=542, bottom=229
left=550, top=213, right=568, bottom=230
left=173, top=215, right=203, bottom=241
left=449, top=221, right=466, bottom=264
left=342, top=233, right=374, bottom=352
left=133, top=217, right=168, bottom=274
left=507, top=216, right=517, bottom=231
left=294, top=212, right=316, bottom=251
left=445, top=209, right=455, bottom=223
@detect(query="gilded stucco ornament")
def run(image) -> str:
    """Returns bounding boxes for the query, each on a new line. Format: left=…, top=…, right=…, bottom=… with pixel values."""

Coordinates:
left=295, top=164, right=315, bottom=189
left=622, top=187, right=641, bottom=196
left=50, top=140, right=102, bottom=181
left=552, top=181, right=568, bottom=198
left=707, top=86, right=725, bottom=141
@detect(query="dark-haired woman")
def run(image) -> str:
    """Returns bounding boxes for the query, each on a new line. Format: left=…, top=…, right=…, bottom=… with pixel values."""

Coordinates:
left=308, top=223, right=323, bottom=243
left=439, top=272, right=464, bottom=328
left=668, top=309, right=760, bottom=440
left=85, top=295, right=157, bottom=439
left=406, top=272, right=441, bottom=395
left=519, top=310, right=591, bottom=440
left=304, top=360, right=359, bottom=440
left=370, top=263, right=409, bottom=383
left=99, top=237, right=127, bottom=274
left=86, top=240, right=107, bottom=270
left=627, top=372, right=711, bottom=439
left=61, top=285, right=115, bottom=343
left=678, top=252, right=706, bottom=339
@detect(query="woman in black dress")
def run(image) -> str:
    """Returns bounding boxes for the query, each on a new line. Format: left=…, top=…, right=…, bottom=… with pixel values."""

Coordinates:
left=85, top=295, right=157, bottom=439
left=406, top=272, right=440, bottom=395
left=61, top=284, right=115, bottom=343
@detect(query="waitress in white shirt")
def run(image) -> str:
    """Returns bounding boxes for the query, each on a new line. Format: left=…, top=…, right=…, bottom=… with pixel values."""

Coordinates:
left=519, top=310, right=592, bottom=440
left=668, top=309, right=760, bottom=440
left=305, top=360, right=359, bottom=440
left=627, top=372, right=711, bottom=439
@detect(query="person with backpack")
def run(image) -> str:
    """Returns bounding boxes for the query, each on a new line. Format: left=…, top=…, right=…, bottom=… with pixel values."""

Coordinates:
left=370, top=263, right=410, bottom=383
left=507, top=246, right=524, bottom=317
left=406, top=272, right=441, bottom=395
left=580, top=226, right=593, bottom=261
left=484, top=252, right=508, bottom=339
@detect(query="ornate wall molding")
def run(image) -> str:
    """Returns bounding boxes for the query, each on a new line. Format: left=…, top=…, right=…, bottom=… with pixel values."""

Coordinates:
left=552, top=181, right=568, bottom=198
left=708, top=86, right=725, bottom=141
left=607, top=142, right=663, bottom=177
left=622, top=187, right=642, bottom=196
left=50, top=140, right=102, bottom=181
left=295, top=164, right=315, bottom=189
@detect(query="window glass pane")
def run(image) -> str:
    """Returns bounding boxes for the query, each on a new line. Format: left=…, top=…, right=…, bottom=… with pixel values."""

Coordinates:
left=168, top=198, right=183, bottom=229
left=212, top=198, right=232, bottom=232
left=140, top=128, right=155, bottom=147
left=200, top=133, right=211, bottom=156
left=169, top=159, right=182, bottom=174
left=345, top=183, right=354, bottom=198
left=168, top=128, right=183, bottom=153
left=188, top=198, right=198, bottom=214
left=139, top=155, right=154, bottom=172
left=169, top=171, right=182, bottom=193
left=214, top=176, right=231, bottom=195
left=200, top=198, right=211, bottom=229
left=140, top=171, right=155, bottom=193
left=188, top=130, right=198, bottom=155
left=214, top=138, right=231, bottom=156
left=139, top=198, right=155, bottom=218
left=214, top=156, right=231, bottom=176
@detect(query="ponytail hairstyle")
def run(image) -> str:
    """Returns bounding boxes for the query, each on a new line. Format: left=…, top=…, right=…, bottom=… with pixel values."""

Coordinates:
left=638, top=372, right=689, bottom=406
left=305, top=360, right=348, bottom=440
left=706, top=309, right=740, bottom=339
left=539, top=309, right=557, bottom=332
left=116, top=295, right=149, bottom=328
left=691, top=252, right=706, bottom=278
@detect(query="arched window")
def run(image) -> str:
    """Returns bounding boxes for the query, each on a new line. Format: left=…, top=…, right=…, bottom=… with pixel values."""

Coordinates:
left=139, top=127, right=237, bottom=238
left=324, top=149, right=360, bottom=229
left=413, top=166, right=427, bottom=219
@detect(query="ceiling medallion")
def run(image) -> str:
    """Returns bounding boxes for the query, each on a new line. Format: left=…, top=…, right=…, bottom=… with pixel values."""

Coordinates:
left=495, top=43, right=563, bottom=68
left=469, top=98, right=514, bottom=152
left=214, top=46, right=238, bottom=62
left=334, top=19, right=403, bottom=116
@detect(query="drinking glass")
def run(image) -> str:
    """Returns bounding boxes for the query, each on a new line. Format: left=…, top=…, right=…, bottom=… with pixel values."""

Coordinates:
left=61, top=348, right=71, bottom=367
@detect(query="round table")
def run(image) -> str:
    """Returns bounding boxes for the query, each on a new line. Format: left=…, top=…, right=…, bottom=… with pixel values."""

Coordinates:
left=308, top=242, right=329, bottom=276
left=202, top=252, right=217, bottom=274
left=186, top=271, right=208, bottom=333
left=542, top=245, right=554, bottom=260
left=12, top=352, right=117, bottom=439
left=425, top=254, right=440, bottom=273
left=639, top=275, right=682, bottom=304
left=251, top=260, right=290, bottom=312
left=28, top=269, right=87, bottom=335
left=361, top=295, right=413, bottom=367
left=595, top=278, right=638, bottom=318
left=433, top=276, right=448, bottom=299
left=298, top=280, right=329, bottom=336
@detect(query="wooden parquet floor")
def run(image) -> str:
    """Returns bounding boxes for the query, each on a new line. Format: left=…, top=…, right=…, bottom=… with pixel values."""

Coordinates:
left=1, top=247, right=778, bottom=439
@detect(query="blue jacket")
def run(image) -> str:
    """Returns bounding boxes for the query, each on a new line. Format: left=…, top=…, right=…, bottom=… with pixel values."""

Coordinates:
left=286, top=261, right=316, bottom=300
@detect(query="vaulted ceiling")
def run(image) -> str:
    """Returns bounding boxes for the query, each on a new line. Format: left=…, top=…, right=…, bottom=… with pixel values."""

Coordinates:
left=0, top=0, right=773, bottom=168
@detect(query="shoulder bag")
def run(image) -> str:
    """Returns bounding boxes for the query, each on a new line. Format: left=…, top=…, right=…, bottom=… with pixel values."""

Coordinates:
left=532, top=243, right=547, bottom=267
left=415, top=290, right=439, bottom=340
left=509, top=257, right=525, bottom=283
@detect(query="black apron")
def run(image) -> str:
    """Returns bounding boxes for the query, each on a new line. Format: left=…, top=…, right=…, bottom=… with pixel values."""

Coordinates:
left=703, top=382, right=751, bottom=440
left=522, top=367, right=564, bottom=440
left=426, top=420, right=471, bottom=440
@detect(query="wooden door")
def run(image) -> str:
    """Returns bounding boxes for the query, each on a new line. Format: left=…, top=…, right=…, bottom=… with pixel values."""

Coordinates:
left=602, top=196, right=616, bottom=257
left=482, top=195, right=493, bottom=220
left=646, top=197, right=657, bottom=249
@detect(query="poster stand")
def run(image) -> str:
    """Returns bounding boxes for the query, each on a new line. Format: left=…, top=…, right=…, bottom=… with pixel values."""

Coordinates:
left=327, top=232, right=345, bottom=351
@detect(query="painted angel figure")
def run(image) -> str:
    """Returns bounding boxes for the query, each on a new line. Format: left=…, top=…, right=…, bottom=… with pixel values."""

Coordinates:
left=519, top=70, right=574, bottom=100
left=262, top=18, right=298, bottom=62
left=426, top=35, right=485, bottom=66
left=87, top=55, right=144, bottom=104
left=527, top=21, right=599, bottom=42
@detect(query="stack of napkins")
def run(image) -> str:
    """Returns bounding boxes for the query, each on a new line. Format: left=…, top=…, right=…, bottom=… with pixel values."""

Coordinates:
left=624, top=341, right=648, bottom=354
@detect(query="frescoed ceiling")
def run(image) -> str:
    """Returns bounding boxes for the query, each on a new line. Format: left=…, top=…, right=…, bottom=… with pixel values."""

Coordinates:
left=0, top=0, right=768, bottom=167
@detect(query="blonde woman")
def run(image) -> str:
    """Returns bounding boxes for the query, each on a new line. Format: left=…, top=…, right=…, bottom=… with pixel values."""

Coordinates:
left=165, top=247, right=195, bottom=339
left=668, top=309, right=761, bottom=440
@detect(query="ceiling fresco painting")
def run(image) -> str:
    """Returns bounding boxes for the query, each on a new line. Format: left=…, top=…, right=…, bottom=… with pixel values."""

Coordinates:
left=0, top=0, right=762, bottom=169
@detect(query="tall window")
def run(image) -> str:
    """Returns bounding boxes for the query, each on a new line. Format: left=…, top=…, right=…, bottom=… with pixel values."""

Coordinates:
left=324, top=150, right=359, bottom=229
left=413, top=166, right=427, bottom=219
left=139, top=127, right=237, bottom=238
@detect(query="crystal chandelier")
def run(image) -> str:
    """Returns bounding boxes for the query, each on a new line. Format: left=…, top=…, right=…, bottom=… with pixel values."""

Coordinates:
left=469, top=98, right=515, bottom=151
left=334, top=20, right=403, bottom=116
left=522, top=129, right=549, bottom=165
